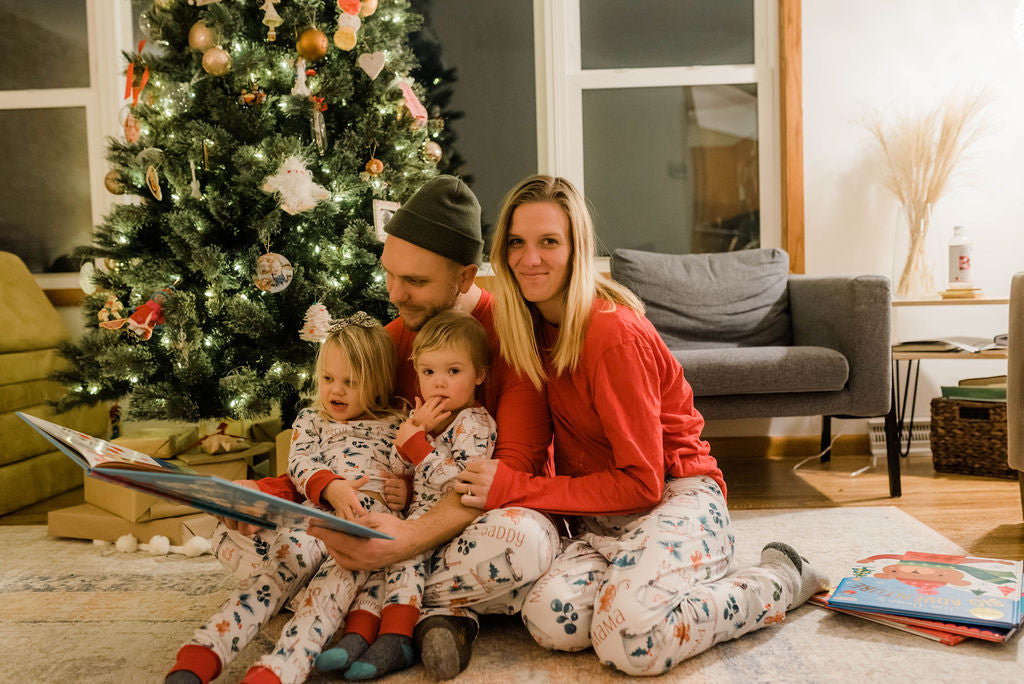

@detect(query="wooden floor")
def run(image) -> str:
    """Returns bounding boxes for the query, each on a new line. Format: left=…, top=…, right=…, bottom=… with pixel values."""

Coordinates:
left=717, top=441, right=1024, bottom=559
left=5, top=442, right=1024, bottom=559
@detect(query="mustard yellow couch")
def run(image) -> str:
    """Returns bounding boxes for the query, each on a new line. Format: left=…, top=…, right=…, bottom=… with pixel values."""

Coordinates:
left=0, top=252, right=109, bottom=515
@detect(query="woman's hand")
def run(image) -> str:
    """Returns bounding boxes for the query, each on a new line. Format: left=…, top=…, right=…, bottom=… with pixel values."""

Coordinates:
left=383, top=476, right=410, bottom=512
left=322, top=476, right=370, bottom=520
left=455, top=458, right=499, bottom=509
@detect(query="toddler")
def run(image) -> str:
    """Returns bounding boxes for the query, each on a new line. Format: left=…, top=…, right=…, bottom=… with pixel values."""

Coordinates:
left=166, top=312, right=406, bottom=684
left=316, top=309, right=497, bottom=680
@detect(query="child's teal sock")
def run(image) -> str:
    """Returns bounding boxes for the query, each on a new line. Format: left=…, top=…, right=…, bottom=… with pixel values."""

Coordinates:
left=316, top=633, right=369, bottom=673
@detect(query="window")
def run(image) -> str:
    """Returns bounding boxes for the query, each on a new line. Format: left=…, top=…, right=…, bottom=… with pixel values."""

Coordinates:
left=535, top=0, right=795, bottom=260
left=0, top=0, right=131, bottom=280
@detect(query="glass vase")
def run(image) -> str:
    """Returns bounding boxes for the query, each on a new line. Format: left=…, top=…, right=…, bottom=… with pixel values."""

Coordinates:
left=895, top=210, right=937, bottom=299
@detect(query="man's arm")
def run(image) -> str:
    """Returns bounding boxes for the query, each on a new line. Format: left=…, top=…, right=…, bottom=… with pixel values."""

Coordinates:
left=309, top=492, right=478, bottom=571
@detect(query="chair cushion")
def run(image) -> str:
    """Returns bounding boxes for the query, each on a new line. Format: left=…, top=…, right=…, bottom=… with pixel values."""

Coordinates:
left=611, top=247, right=792, bottom=349
left=0, top=251, right=68, bottom=353
left=674, top=346, right=849, bottom=396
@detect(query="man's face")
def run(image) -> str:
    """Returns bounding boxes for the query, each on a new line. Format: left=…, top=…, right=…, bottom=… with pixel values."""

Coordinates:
left=380, top=236, right=463, bottom=331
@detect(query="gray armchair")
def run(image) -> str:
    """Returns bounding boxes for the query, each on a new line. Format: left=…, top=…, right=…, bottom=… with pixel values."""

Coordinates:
left=612, top=248, right=896, bottom=493
left=1008, top=272, right=1023, bottom=516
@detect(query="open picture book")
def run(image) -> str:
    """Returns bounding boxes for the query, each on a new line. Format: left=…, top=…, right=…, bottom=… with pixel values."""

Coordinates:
left=17, top=412, right=392, bottom=539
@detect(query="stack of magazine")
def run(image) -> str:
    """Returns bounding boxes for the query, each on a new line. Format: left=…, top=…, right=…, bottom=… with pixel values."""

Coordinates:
left=814, top=551, right=1023, bottom=645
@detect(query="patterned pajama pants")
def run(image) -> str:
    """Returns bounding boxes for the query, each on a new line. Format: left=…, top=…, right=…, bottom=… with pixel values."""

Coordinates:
left=520, top=476, right=795, bottom=676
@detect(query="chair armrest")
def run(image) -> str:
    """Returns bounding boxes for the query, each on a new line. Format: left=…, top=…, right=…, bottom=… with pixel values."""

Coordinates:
left=1008, top=273, right=1024, bottom=471
left=788, top=275, right=892, bottom=416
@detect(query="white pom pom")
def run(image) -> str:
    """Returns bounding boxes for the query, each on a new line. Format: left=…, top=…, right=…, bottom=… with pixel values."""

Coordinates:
left=115, top=534, right=138, bottom=553
left=144, top=535, right=171, bottom=555
left=180, top=536, right=212, bottom=557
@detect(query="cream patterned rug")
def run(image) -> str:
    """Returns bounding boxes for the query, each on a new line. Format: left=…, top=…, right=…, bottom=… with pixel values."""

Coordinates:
left=2, top=507, right=1021, bottom=683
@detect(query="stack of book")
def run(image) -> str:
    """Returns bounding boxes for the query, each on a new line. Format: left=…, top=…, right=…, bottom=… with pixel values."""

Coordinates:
left=892, top=335, right=1008, bottom=354
left=940, top=374, right=1007, bottom=402
left=813, top=551, right=1023, bottom=645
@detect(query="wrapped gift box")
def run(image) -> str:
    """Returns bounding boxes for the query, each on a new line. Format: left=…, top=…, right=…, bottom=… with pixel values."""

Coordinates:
left=47, top=503, right=218, bottom=545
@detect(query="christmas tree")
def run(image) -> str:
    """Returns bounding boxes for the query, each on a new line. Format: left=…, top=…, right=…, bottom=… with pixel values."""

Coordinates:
left=54, top=0, right=444, bottom=426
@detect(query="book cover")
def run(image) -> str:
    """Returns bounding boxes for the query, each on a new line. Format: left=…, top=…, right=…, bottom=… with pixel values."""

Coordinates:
left=811, top=591, right=1019, bottom=644
left=827, top=551, right=1022, bottom=629
left=958, top=374, right=1007, bottom=388
left=940, top=385, right=1007, bottom=402
left=17, top=412, right=392, bottom=539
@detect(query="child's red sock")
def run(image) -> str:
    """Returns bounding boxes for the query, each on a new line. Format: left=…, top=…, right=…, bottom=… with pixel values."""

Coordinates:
left=166, top=644, right=221, bottom=684
left=239, top=665, right=281, bottom=684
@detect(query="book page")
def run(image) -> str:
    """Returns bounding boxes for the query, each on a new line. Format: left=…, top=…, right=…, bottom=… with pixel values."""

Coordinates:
left=18, top=413, right=165, bottom=471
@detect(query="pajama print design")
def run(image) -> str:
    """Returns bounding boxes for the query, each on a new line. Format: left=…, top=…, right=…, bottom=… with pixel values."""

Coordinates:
left=521, top=476, right=794, bottom=676
left=185, top=409, right=403, bottom=684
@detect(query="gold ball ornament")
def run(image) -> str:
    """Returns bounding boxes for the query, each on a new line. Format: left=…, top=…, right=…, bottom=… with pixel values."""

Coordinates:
left=104, top=169, right=127, bottom=194
left=201, top=47, right=232, bottom=76
left=359, top=0, right=378, bottom=18
left=297, top=27, right=329, bottom=61
left=188, top=21, right=218, bottom=52
left=423, top=141, right=442, bottom=164
left=334, top=27, right=357, bottom=51
left=364, top=158, right=384, bottom=176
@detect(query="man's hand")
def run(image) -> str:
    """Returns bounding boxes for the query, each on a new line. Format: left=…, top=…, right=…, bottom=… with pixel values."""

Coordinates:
left=383, top=476, right=409, bottom=512
left=322, top=476, right=370, bottom=520
left=397, top=396, right=450, bottom=445
left=309, top=512, right=416, bottom=571
left=456, top=458, right=499, bottom=509
left=217, top=479, right=267, bottom=536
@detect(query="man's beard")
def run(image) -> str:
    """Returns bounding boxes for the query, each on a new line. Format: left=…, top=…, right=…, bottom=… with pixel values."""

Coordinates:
left=400, top=284, right=460, bottom=331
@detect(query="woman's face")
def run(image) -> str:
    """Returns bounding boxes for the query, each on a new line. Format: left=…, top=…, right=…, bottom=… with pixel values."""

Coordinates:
left=506, top=201, right=572, bottom=323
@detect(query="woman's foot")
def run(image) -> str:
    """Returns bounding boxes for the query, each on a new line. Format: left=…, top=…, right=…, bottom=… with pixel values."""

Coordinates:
left=761, top=541, right=831, bottom=609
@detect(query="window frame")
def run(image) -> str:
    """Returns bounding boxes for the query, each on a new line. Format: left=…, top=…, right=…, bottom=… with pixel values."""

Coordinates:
left=533, top=0, right=803, bottom=271
left=0, top=0, right=133, bottom=294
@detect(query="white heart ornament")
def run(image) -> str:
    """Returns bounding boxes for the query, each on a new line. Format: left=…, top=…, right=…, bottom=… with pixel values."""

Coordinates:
left=357, top=51, right=386, bottom=80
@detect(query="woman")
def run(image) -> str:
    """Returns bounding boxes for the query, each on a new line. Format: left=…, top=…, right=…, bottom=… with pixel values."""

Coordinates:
left=457, top=175, right=828, bottom=676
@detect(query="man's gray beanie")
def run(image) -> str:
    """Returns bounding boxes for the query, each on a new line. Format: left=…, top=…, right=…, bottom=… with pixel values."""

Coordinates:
left=384, top=175, right=483, bottom=265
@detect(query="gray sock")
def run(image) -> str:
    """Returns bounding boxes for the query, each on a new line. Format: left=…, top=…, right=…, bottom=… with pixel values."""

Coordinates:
left=164, top=672, right=201, bottom=684
left=414, top=615, right=476, bottom=680
left=761, top=541, right=831, bottom=610
left=344, top=634, right=414, bottom=681
left=317, top=633, right=369, bottom=672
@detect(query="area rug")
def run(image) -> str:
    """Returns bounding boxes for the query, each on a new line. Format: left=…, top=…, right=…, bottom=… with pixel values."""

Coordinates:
left=2, top=507, right=1021, bottom=683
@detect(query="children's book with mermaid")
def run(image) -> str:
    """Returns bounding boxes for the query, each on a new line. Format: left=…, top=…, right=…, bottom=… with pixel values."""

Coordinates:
left=17, top=411, right=391, bottom=538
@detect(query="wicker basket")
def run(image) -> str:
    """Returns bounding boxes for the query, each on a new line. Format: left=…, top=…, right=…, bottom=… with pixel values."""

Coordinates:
left=929, top=397, right=1014, bottom=479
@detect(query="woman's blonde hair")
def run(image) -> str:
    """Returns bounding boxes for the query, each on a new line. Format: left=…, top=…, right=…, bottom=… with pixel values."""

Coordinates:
left=489, top=174, right=643, bottom=390
left=411, top=309, right=490, bottom=378
left=313, top=315, right=397, bottom=420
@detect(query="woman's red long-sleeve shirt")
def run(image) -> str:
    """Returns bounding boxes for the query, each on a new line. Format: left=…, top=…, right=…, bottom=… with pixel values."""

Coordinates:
left=487, top=299, right=725, bottom=517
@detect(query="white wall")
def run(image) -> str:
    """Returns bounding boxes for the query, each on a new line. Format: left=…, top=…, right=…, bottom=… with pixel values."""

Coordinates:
left=705, top=0, right=1024, bottom=439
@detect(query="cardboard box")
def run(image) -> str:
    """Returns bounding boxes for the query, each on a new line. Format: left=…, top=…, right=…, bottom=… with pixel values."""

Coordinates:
left=47, top=503, right=219, bottom=545
left=116, top=422, right=200, bottom=459
left=84, top=456, right=247, bottom=522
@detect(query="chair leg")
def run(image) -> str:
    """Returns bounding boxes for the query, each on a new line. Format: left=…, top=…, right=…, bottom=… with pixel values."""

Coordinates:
left=884, top=388, right=902, bottom=497
left=820, top=416, right=832, bottom=463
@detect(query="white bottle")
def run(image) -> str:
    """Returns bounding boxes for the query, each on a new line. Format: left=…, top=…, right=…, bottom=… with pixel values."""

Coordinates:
left=948, top=225, right=973, bottom=288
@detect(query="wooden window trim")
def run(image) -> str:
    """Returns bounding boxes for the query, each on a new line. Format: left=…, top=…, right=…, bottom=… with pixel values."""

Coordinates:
left=779, top=0, right=804, bottom=273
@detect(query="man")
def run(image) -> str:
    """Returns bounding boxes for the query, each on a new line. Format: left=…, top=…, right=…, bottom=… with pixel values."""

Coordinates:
left=244, top=176, right=556, bottom=679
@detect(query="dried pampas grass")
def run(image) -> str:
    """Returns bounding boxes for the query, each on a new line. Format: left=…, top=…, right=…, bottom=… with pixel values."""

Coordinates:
left=865, top=90, right=990, bottom=297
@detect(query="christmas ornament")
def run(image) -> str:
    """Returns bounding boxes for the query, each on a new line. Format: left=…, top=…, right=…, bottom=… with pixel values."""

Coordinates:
left=189, top=159, right=202, bottom=199
left=364, top=158, right=384, bottom=176
left=97, top=292, right=125, bottom=325
left=104, top=169, right=127, bottom=194
left=334, top=27, right=357, bottom=51
left=299, top=302, right=332, bottom=341
left=423, top=140, right=442, bottom=164
left=311, top=107, right=327, bottom=155
left=398, top=80, right=428, bottom=129
left=78, top=262, right=97, bottom=295
left=201, top=46, right=231, bottom=76
left=291, top=57, right=311, bottom=97
left=123, top=109, right=141, bottom=143
left=359, top=0, right=378, bottom=18
left=101, top=289, right=171, bottom=340
left=189, top=0, right=223, bottom=5
left=238, top=82, right=266, bottom=106
left=261, top=155, right=330, bottom=214
left=254, top=252, right=293, bottom=293
left=154, top=0, right=174, bottom=9
left=260, top=0, right=283, bottom=41
left=357, top=51, right=385, bottom=80
left=338, top=0, right=361, bottom=13
left=296, top=27, right=328, bottom=62
left=145, top=166, right=162, bottom=200
left=188, top=21, right=218, bottom=52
